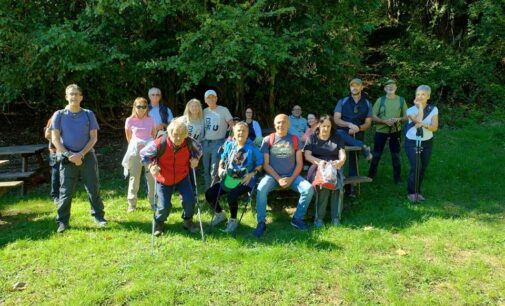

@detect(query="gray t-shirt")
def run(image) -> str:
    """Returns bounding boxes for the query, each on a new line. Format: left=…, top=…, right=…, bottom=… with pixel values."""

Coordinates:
left=260, top=134, right=302, bottom=177
left=203, top=105, right=233, bottom=140
left=51, top=108, right=99, bottom=152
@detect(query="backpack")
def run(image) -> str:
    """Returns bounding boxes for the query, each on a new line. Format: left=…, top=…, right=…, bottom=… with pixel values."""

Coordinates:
left=341, top=96, right=372, bottom=112
left=267, top=133, right=299, bottom=154
left=54, top=108, right=93, bottom=134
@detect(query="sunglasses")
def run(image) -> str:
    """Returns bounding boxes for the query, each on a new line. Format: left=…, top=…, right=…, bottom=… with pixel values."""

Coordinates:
left=354, top=105, right=359, bottom=113
left=136, top=105, right=147, bottom=109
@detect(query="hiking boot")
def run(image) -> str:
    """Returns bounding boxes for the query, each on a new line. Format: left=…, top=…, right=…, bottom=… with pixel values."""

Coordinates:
left=362, top=145, right=373, bottom=161
left=223, top=218, right=239, bottom=233
left=253, top=222, right=266, bottom=237
left=211, top=211, right=227, bottom=226
left=314, top=219, right=324, bottom=228
left=331, top=218, right=341, bottom=226
left=95, top=217, right=108, bottom=228
left=153, top=222, right=164, bottom=237
left=183, top=219, right=200, bottom=234
left=56, top=222, right=67, bottom=233
left=291, top=218, right=309, bottom=231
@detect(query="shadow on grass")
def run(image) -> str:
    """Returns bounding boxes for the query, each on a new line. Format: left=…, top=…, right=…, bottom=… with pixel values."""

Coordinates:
left=0, top=211, right=55, bottom=248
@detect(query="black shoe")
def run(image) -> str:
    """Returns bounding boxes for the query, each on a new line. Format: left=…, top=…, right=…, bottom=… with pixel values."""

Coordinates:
left=153, top=222, right=164, bottom=237
left=56, top=222, right=67, bottom=233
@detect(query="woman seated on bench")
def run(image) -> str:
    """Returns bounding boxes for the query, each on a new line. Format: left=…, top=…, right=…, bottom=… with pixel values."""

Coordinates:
left=205, top=122, right=263, bottom=234
left=304, top=115, right=346, bottom=227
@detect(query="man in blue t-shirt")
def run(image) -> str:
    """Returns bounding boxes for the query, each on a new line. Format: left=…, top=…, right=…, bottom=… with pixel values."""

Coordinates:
left=253, top=114, right=314, bottom=237
left=51, top=84, right=106, bottom=233
left=333, top=78, right=373, bottom=192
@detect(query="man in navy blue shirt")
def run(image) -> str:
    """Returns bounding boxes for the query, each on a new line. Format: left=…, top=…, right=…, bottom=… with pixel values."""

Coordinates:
left=333, top=78, right=373, bottom=193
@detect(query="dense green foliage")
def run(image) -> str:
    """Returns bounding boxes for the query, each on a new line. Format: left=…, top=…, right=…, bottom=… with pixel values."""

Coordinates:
left=0, top=1, right=503, bottom=124
left=1, top=123, right=504, bottom=304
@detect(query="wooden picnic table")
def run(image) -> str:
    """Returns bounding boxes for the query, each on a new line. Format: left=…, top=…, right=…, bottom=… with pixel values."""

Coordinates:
left=0, top=144, right=47, bottom=172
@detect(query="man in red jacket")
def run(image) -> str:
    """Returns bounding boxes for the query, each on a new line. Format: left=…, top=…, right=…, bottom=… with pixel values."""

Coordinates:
left=140, top=121, right=202, bottom=236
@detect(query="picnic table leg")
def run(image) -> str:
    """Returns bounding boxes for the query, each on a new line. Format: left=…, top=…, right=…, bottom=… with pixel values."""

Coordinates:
left=21, top=155, right=28, bottom=172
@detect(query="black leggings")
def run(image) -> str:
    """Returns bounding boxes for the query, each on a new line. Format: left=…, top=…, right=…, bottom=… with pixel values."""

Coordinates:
left=205, top=183, right=251, bottom=218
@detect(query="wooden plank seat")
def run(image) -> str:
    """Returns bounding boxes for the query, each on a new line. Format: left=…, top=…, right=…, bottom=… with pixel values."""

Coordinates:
left=0, top=171, right=36, bottom=180
left=0, top=160, right=9, bottom=166
left=0, top=180, right=24, bottom=196
left=344, top=176, right=372, bottom=185
left=345, top=146, right=362, bottom=152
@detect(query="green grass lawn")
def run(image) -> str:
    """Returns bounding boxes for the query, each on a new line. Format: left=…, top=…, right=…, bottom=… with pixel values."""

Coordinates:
left=1, top=123, right=504, bottom=305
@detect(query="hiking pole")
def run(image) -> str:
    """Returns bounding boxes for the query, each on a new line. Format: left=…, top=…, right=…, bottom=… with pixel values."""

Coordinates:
left=192, top=167, right=205, bottom=241
left=235, top=183, right=256, bottom=237
left=414, top=128, right=423, bottom=203
left=151, top=182, right=158, bottom=255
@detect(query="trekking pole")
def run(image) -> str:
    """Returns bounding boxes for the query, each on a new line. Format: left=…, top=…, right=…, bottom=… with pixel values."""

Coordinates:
left=235, top=183, right=256, bottom=237
left=151, top=182, right=158, bottom=255
left=414, top=128, right=423, bottom=203
left=192, top=168, right=205, bottom=241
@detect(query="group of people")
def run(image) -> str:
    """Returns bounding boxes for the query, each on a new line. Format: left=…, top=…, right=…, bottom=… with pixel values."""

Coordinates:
left=45, top=78, right=438, bottom=236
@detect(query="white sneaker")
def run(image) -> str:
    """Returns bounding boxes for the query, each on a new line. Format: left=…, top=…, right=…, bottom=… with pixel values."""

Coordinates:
left=223, top=218, right=238, bottom=233
left=211, top=211, right=227, bottom=226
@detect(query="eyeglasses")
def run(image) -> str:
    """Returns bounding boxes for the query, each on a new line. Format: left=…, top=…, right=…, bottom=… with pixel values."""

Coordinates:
left=136, top=105, right=147, bottom=109
left=150, top=94, right=161, bottom=97
left=293, top=108, right=301, bottom=111
left=354, top=105, right=358, bottom=113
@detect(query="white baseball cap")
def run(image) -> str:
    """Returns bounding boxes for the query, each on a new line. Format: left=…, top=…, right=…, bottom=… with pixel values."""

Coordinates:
left=204, top=90, right=217, bottom=98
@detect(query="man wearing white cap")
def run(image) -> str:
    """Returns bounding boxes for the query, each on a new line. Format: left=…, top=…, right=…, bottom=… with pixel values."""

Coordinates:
left=202, top=89, right=234, bottom=190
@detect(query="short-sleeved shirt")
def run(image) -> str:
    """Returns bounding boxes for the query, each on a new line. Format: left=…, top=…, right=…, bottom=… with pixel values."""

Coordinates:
left=334, top=96, right=372, bottom=129
left=260, top=133, right=302, bottom=177
left=176, top=116, right=204, bottom=141
left=148, top=105, right=174, bottom=126
left=288, top=115, right=307, bottom=139
left=125, top=116, right=156, bottom=141
left=304, top=133, right=345, bottom=161
left=405, top=105, right=439, bottom=141
left=51, top=108, right=99, bottom=152
left=203, top=105, right=233, bottom=140
left=372, top=96, right=407, bottom=133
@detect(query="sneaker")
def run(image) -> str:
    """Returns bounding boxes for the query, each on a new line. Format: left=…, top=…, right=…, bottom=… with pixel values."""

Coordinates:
left=291, top=218, right=309, bottom=231
left=127, top=205, right=135, bottom=213
left=183, top=219, right=200, bottom=234
left=362, top=145, right=373, bottom=161
left=56, top=222, right=67, bottom=233
left=127, top=199, right=136, bottom=212
left=95, top=217, right=108, bottom=228
left=211, top=211, right=227, bottom=226
left=331, top=218, right=341, bottom=226
left=407, top=194, right=419, bottom=203
left=153, top=222, right=164, bottom=237
left=314, top=219, right=324, bottom=228
left=416, top=193, right=426, bottom=201
left=223, top=218, right=239, bottom=233
left=253, top=222, right=266, bottom=237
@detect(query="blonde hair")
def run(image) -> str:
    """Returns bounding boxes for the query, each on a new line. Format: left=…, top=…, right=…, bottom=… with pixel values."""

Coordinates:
left=183, top=98, right=203, bottom=121
left=130, top=97, right=149, bottom=118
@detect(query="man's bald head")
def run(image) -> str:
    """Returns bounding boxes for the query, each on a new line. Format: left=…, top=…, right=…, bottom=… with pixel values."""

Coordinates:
left=274, top=114, right=289, bottom=136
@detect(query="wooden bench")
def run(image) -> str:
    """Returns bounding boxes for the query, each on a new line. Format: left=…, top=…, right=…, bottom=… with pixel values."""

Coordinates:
left=0, top=181, right=24, bottom=196
left=0, top=172, right=35, bottom=195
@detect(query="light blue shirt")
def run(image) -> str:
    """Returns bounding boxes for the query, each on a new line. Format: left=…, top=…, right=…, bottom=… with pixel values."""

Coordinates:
left=288, top=115, right=307, bottom=139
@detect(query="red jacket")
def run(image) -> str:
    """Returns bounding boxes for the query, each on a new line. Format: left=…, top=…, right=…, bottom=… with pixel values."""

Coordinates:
left=155, top=137, right=190, bottom=186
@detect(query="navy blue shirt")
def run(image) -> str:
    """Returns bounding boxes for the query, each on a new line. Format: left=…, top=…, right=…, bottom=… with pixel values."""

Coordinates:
left=334, top=96, right=372, bottom=129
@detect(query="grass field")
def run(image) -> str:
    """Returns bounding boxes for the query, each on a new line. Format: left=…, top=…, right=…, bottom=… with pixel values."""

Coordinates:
left=1, top=122, right=504, bottom=305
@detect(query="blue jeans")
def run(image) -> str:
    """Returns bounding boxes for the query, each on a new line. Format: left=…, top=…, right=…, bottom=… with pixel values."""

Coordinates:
left=368, top=131, right=401, bottom=181
left=155, top=175, right=195, bottom=223
left=405, top=139, right=433, bottom=194
left=337, top=129, right=365, bottom=177
left=49, top=152, right=60, bottom=201
left=256, top=175, right=314, bottom=223
left=202, top=139, right=225, bottom=190
left=57, top=151, right=105, bottom=224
